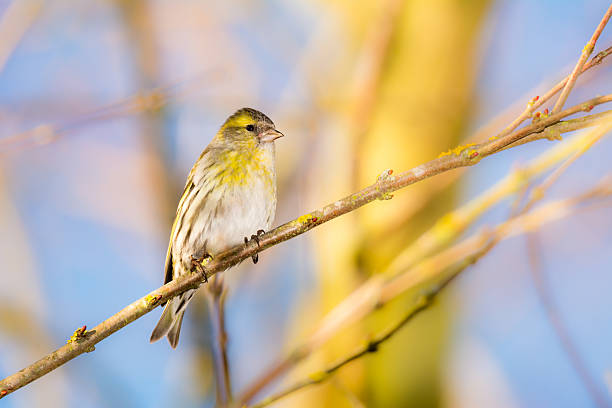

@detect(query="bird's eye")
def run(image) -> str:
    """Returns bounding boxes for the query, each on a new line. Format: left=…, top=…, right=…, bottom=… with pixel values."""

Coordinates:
left=246, top=124, right=255, bottom=132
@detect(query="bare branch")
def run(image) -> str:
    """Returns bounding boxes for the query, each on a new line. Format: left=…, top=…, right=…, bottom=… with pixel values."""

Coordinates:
left=552, top=4, right=612, bottom=113
left=370, top=58, right=612, bottom=229
left=502, top=110, right=612, bottom=151
left=526, top=235, right=611, bottom=408
left=208, top=280, right=232, bottom=405
left=249, top=181, right=612, bottom=408
left=0, top=73, right=215, bottom=155
left=496, top=42, right=612, bottom=141
left=386, top=111, right=612, bottom=276
left=517, top=113, right=612, bottom=408
left=1, top=96, right=611, bottom=399
left=237, top=117, right=612, bottom=404
left=248, top=293, right=442, bottom=408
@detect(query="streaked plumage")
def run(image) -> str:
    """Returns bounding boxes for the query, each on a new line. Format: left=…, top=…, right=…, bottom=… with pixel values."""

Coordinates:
left=150, top=108, right=283, bottom=348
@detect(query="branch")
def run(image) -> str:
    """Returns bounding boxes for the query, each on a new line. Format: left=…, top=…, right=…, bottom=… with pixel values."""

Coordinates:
left=248, top=293, right=442, bottom=408
left=379, top=177, right=612, bottom=307
left=249, top=181, right=612, bottom=408
left=0, top=73, right=214, bottom=155
left=501, top=110, right=612, bottom=150
left=384, top=111, right=612, bottom=277
left=552, top=4, right=612, bottom=113
left=473, top=94, right=611, bottom=157
left=517, top=118, right=612, bottom=408
left=1, top=38, right=609, bottom=158
left=370, top=60, right=612, bottom=233
left=237, top=116, right=612, bottom=404
left=525, top=235, right=610, bottom=408
left=367, top=50, right=612, bottom=230
left=247, top=267, right=469, bottom=408
left=208, top=281, right=232, bottom=405
left=521, top=114, right=611, bottom=213
left=496, top=42, right=612, bottom=141
left=1, top=95, right=611, bottom=399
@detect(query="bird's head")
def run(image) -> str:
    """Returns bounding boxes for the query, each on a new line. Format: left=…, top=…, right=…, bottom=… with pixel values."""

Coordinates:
left=216, top=108, right=283, bottom=150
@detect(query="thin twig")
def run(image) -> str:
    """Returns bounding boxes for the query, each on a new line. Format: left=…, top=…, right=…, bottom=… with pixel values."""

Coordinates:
left=501, top=110, right=612, bottom=151
left=524, top=117, right=610, bottom=213
left=248, top=295, right=437, bottom=408
left=379, top=181, right=612, bottom=304
left=247, top=266, right=473, bottom=408
left=237, top=117, right=612, bottom=405
left=552, top=4, right=612, bottom=113
left=477, top=95, right=611, bottom=156
left=249, top=182, right=612, bottom=407
left=369, top=54, right=612, bottom=235
left=382, top=111, right=612, bottom=277
left=1, top=96, right=611, bottom=399
left=3, top=40, right=610, bottom=155
left=515, top=117, right=612, bottom=408
left=496, top=43, right=612, bottom=141
left=525, top=235, right=611, bottom=408
left=0, top=71, right=218, bottom=155
left=208, top=282, right=232, bottom=406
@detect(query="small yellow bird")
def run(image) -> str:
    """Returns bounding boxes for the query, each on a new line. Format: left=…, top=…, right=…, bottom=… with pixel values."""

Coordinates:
left=150, top=108, right=283, bottom=348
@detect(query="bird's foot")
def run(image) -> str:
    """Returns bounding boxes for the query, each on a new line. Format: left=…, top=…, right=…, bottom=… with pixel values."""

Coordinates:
left=244, top=229, right=265, bottom=264
left=191, top=253, right=213, bottom=282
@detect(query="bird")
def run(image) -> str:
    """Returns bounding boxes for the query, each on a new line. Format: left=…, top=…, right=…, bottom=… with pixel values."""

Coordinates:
left=150, top=107, right=283, bottom=348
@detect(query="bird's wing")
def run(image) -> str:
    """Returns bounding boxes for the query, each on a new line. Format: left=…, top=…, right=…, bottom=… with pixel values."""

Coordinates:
left=163, top=145, right=213, bottom=285
left=164, top=179, right=195, bottom=285
left=163, top=237, right=174, bottom=285
left=164, top=146, right=210, bottom=285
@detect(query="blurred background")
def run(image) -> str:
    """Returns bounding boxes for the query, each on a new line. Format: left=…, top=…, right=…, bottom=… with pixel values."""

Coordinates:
left=1, top=0, right=612, bottom=407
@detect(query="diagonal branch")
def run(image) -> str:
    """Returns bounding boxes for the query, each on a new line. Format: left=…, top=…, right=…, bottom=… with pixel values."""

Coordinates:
left=247, top=268, right=473, bottom=408
left=367, top=47, right=612, bottom=232
left=249, top=181, right=612, bottom=408
left=237, top=116, right=612, bottom=404
left=525, top=234, right=611, bottom=408
left=517, top=120, right=612, bottom=408
left=383, top=110, right=612, bottom=278
left=496, top=43, right=612, bottom=141
left=1, top=95, right=611, bottom=400
left=248, top=292, right=445, bottom=408
left=0, top=72, right=216, bottom=155
left=208, top=280, right=233, bottom=406
left=552, top=4, right=612, bottom=113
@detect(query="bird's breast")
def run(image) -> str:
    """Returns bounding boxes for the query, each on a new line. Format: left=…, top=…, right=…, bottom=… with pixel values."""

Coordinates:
left=172, top=145, right=277, bottom=271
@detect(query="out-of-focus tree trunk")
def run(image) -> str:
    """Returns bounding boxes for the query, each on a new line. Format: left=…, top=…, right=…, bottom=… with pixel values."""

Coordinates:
left=297, top=1, right=490, bottom=406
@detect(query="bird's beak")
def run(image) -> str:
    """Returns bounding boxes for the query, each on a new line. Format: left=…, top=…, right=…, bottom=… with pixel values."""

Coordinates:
left=260, top=128, right=284, bottom=142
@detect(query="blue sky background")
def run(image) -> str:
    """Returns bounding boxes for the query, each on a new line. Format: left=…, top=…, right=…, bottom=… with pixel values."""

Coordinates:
left=1, top=1, right=612, bottom=407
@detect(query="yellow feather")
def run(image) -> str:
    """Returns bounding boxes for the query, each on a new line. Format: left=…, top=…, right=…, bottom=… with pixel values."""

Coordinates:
left=221, top=111, right=256, bottom=129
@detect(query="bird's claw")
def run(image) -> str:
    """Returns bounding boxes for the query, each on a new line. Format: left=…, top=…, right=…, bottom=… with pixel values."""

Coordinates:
left=191, top=253, right=212, bottom=282
left=245, top=229, right=265, bottom=264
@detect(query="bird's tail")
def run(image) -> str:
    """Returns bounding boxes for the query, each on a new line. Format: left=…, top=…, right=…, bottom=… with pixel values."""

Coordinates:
left=150, top=289, right=195, bottom=348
